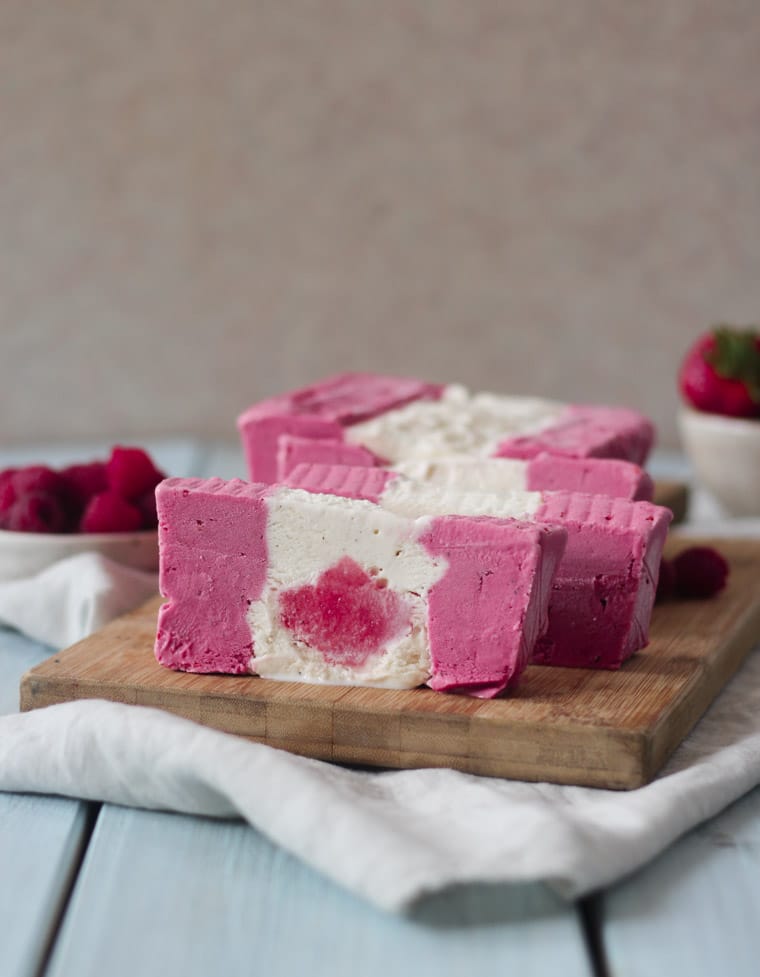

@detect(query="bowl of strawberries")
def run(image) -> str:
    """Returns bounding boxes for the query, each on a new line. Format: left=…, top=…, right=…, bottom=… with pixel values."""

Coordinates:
left=678, top=325, right=760, bottom=516
left=0, top=446, right=165, bottom=582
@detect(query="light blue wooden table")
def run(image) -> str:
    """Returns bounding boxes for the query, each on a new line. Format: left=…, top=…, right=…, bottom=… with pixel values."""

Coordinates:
left=2, top=439, right=759, bottom=977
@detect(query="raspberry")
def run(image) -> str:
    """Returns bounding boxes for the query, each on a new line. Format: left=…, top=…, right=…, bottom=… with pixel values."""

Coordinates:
left=80, top=492, right=143, bottom=533
left=5, top=491, right=69, bottom=533
left=61, top=462, right=108, bottom=507
left=106, top=447, right=166, bottom=501
left=655, top=558, right=676, bottom=602
left=134, top=487, right=159, bottom=529
left=0, top=453, right=164, bottom=534
left=0, top=468, right=18, bottom=515
left=672, top=546, right=730, bottom=599
left=2, top=466, right=78, bottom=532
left=11, top=465, right=69, bottom=498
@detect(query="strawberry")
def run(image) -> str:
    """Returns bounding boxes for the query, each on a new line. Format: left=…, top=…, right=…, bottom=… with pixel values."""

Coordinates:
left=679, top=326, right=760, bottom=418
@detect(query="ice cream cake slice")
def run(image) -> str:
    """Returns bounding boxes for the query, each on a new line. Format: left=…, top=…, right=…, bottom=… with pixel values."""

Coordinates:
left=155, top=477, right=567, bottom=697
left=238, top=372, right=655, bottom=483
left=277, top=449, right=654, bottom=502
left=285, top=464, right=673, bottom=670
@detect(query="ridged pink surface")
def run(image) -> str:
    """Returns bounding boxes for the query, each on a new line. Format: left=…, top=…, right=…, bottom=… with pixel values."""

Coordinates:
left=495, top=404, right=655, bottom=466
left=277, top=435, right=381, bottom=481
left=525, top=453, right=654, bottom=502
left=237, top=372, right=443, bottom=482
left=284, top=463, right=396, bottom=503
left=238, top=413, right=343, bottom=484
left=155, top=477, right=269, bottom=674
left=533, top=491, right=672, bottom=668
left=420, top=516, right=566, bottom=697
left=240, top=372, right=444, bottom=425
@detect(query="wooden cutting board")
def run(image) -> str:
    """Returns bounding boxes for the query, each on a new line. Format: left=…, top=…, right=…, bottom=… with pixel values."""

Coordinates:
left=19, top=535, right=759, bottom=790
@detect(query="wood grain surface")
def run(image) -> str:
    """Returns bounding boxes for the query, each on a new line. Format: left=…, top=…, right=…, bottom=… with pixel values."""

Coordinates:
left=601, top=784, right=760, bottom=977
left=0, top=629, right=95, bottom=977
left=44, top=806, right=593, bottom=977
left=19, top=536, right=760, bottom=790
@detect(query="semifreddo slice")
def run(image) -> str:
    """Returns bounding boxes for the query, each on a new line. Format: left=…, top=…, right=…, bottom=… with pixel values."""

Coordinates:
left=155, top=477, right=567, bottom=698
left=285, top=464, right=673, bottom=670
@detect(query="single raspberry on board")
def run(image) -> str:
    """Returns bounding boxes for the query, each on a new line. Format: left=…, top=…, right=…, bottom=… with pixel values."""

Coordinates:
left=106, top=447, right=166, bottom=501
left=80, top=492, right=143, bottom=533
left=5, top=491, right=69, bottom=533
left=672, top=546, right=730, bottom=599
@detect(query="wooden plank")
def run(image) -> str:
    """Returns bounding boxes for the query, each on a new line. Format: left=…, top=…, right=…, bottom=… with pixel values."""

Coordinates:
left=21, top=540, right=760, bottom=788
left=46, top=804, right=593, bottom=977
left=0, top=795, right=91, bottom=977
left=0, top=628, right=95, bottom=977
left=20, top=535, right=760, bottom=789
left=600, top=785, right=760, bottom=977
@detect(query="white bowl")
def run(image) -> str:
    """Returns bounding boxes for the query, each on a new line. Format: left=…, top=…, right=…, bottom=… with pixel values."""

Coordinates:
left=678, top=406, right=760, bottom=516
left=0, top=528, right=159, bottom=583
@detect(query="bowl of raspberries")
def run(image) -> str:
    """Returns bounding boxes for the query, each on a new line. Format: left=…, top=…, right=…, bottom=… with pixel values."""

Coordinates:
left=678, top=325, right=760, bottom=516
left=0, top=446, right=165, bottom=581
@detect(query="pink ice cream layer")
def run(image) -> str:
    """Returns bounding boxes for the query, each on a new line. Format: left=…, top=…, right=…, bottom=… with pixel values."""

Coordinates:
left=285, top=463, right=672, bottom=670
left=532, top=492, right=671, bottom=668
left=155, top=478, right=270, bottom=674
left=155, top=474, right=566, bottom=697
left=494, top=405, right=655, bottom=467
left=279, top=439, right=654, bottom=502
left=277, top=435, right=381, bottom=480
left=420, top=515, right=566, bottom=696
left=238, top=373, right=655, bottom=484
left=237, top=373, right=443, bottom=482
left=523, top=453, right=654, bottom=501
left=278, top=556, right=412, bottom=668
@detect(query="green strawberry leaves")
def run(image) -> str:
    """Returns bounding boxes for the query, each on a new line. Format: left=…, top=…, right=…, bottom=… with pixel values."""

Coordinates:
left=707, top=326, right=760, bottom=403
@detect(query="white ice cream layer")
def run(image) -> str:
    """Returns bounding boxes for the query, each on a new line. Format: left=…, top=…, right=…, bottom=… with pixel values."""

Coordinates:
left=345, top=384, right=563, bottom=462
left=393, top=457, right=529, bottom=493
left=379, top=477, right=542, bottom=521
left=248, top=487, right=446, bottom=688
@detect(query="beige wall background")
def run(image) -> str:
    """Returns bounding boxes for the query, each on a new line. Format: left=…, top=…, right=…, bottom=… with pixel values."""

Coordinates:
left=1, top=1, right=759, bottom=450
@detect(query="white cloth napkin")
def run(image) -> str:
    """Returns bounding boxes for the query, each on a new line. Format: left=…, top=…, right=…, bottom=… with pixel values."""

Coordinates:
left=1, top=525, right=759, bottom=913
left=0, top=553, right=158, bottom=648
